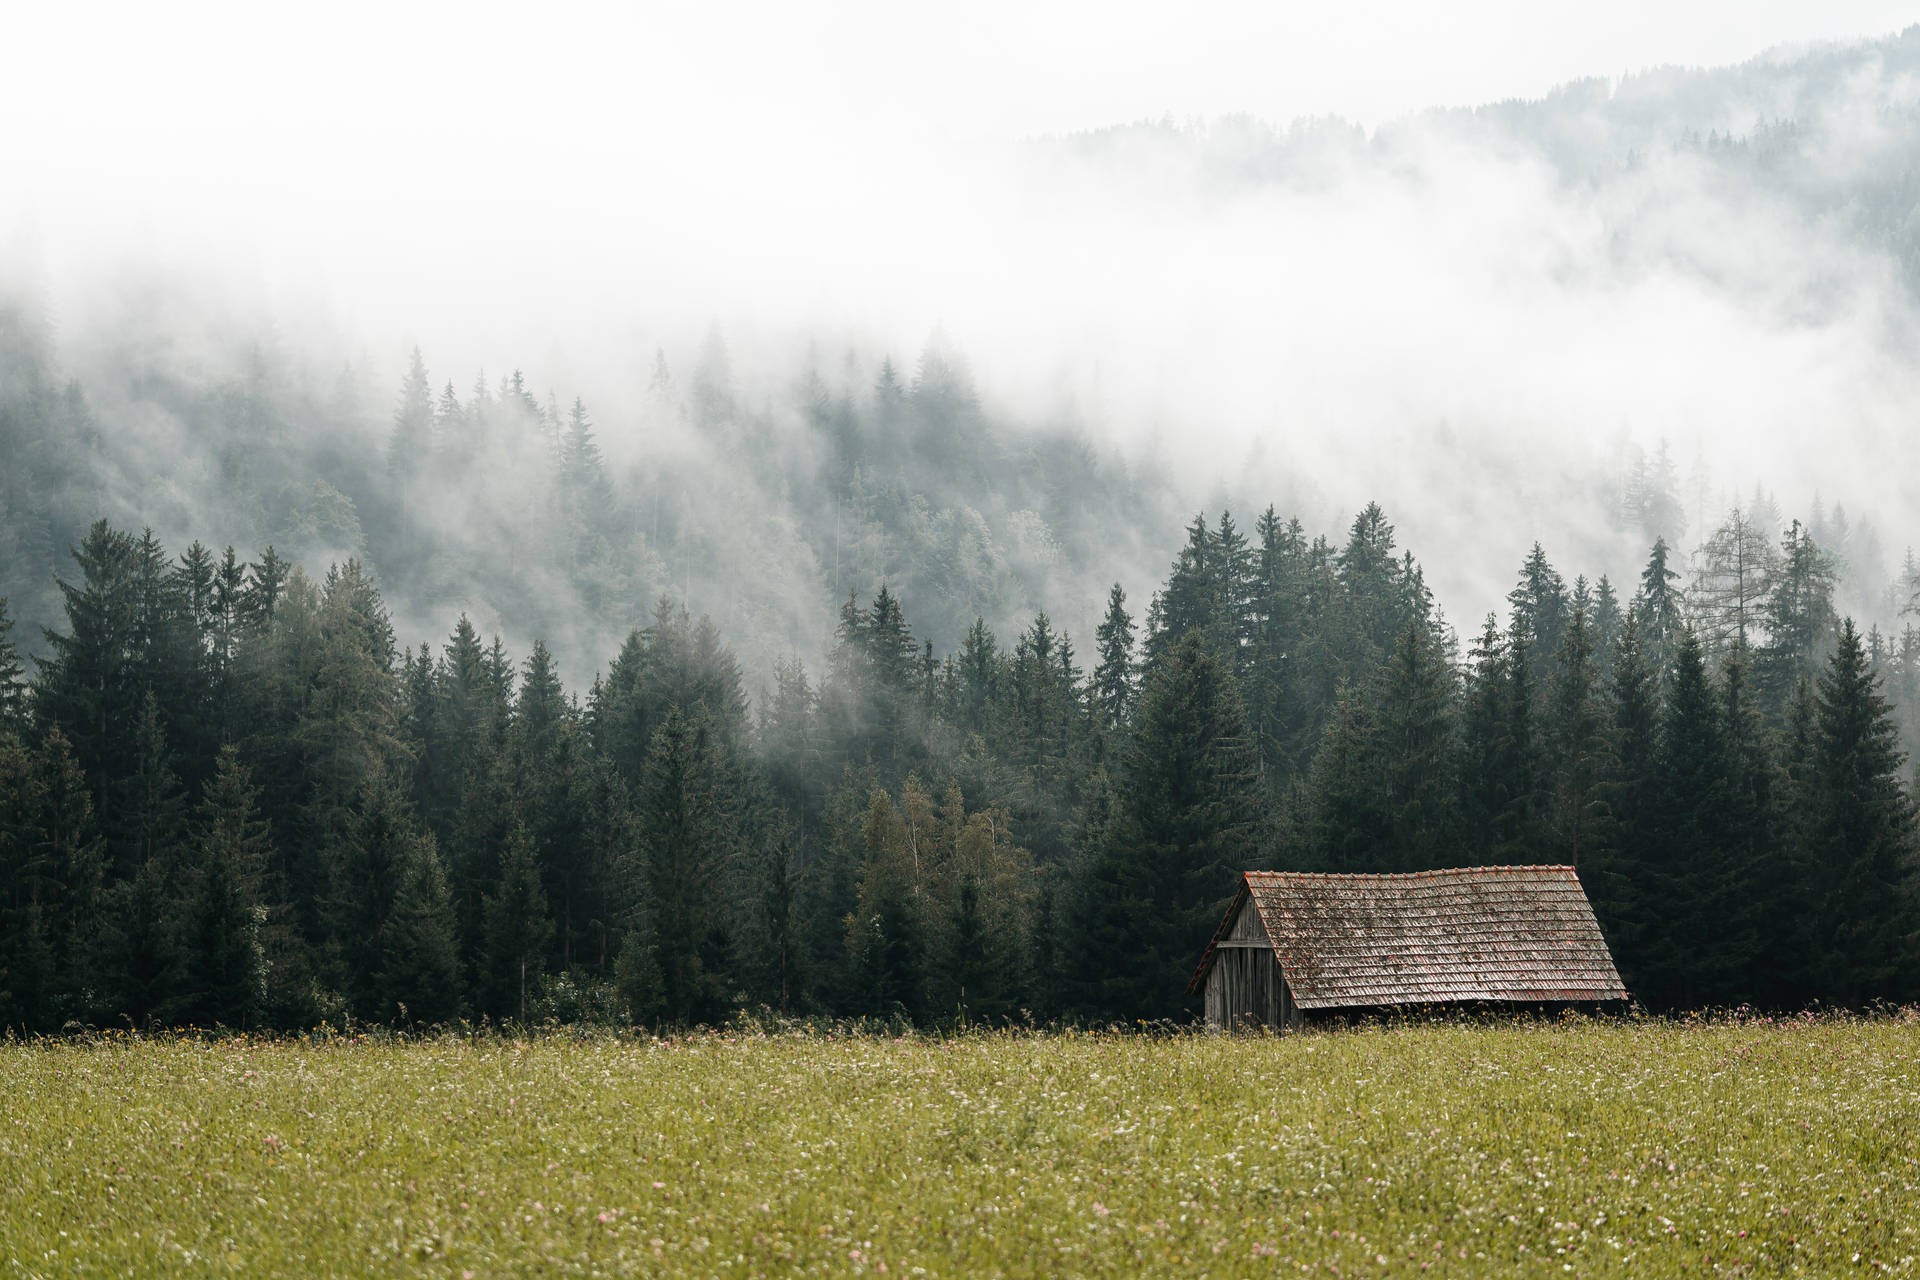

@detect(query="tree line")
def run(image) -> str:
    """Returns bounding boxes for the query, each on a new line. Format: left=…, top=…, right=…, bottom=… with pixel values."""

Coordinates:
left=0, top=496, right=1915, bottom=1032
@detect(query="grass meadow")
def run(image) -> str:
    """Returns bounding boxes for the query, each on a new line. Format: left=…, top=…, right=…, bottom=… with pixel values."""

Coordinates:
left=1, top=1017, right=1917, bottom=1277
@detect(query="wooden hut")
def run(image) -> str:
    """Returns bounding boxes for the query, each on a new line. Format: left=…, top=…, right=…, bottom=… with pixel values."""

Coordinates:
left=1188, top=866, right=1626, bottom=1031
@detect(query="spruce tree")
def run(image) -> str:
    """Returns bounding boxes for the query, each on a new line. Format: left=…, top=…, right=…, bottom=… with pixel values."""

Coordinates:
left=1802, top=621, right=1918, bottom=1004
left=1065, top=765, right=1124, bottom=1015
left=1101, top=629, right=1264, bottom=1018
left=614, top=906, right=666, bottom=1025
left=1211, top=510, right=1259, bottom=679
left=1757, top=521, right=1838, bottom=718
left=112, top=690, right=187, bottom=882
left=96, top=854, right=179, bottom=1029
left=1591, top=576, right=1623, bottom=679
left=1286, top=681, right=1387, bottom=871
left=1458, top=621, right=1544, bottom=864
left=378, top=834, right=462, bottom=1025
left=954, top=618, right=998, bottom=738
left=1587, top=616, right=1657, bottom=967
left=1248, top=507, right=1309, bottom=784
left=638, top=707, right=729, bottom=1023
left=325, top=773, right=413, bottom=1016
left=1508, top=543, right=1571, bottom=668
left=1641, top=631, right=1747, bottom=1010
left=484, top=824, right=552, bottom=1023
left=0, top=595, right=25, bottom=735
left=386, top=347, right=433, bottom=484
left=1335, top=503, right=1402, bottom=667
left=748, top=820, right=803, bottom=1012
left=1719, top=644, right=1791, bottom=1005
left=29, top=727, right=106, bottom=1025
left=35, top=520, right=140, bottom=811
left=1373, top=617, right=1459, bottom=868
left=175, top=748, right=270, bottom=1028
left=1145, top=514, right=1217, bottom=670
left=0, top=737, right=57, bottom=1030
left=1545, top=606, right=1605, bottom=867
left=847, top=788, right=923, bottom=1020
left=1635, top=538, right=1686, bottom=690
left=1091, top=583, right=1136, bottom=738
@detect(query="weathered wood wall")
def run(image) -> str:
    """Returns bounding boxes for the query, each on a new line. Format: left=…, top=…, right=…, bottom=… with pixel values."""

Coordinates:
left=1203, top=897, right=1293, bottom=1032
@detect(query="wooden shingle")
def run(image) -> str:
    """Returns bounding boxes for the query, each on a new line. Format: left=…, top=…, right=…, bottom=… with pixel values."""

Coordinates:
left=1189, top=866, right=1626, bottom=1011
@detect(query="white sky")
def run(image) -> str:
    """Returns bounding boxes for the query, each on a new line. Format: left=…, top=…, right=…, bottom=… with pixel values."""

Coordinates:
left=9, top=1, right=1915, bottom=220
left=10, top=1, right=1920, bottom=624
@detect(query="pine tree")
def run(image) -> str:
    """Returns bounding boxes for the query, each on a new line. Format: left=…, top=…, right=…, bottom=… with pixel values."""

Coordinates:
left=1144, top=514, right=1217, bottom=669
left=434, top=380, right=462, bottom=451
left=1640, top=631, right=1748, bottom=1010
left=112, top=690, right=187, bottom=881
left=1064, top=766, right=1124, bottom=1015
left=1247, top=507, right=1310, bottom=783
left=1211, top=510, right=1259, bottom=679
left=1636, top=538, right=1686, bottom=689
left=175, top=748, right=269, bottom=1029
left=1335, top=502, right=1402, bottom=666
left=558, top=397, right=615, bottom=542
left=1719, top=644, right=1791, bottom=1005
left=1459, top=616, right=1513, bottom=864
left=1458, top=620, right=1543, bottom=863
left=1091, top=583, right=1136, bottom=737
left=0, top=737, right=57, bottom=1030
left=1587, top=616, right=1656, bottom=961
left=0, top=595, right=25, bottom=736
left=638, top=707, right=729, bottom=1023
left=1545, top=606, right=1605, bottom=867
left=847, top=787, right=923, bottom=1020
left=613, top=906, right=666, bottom=1025
left=1757, top=521, right=1838, bottom=718
left=1372, top=616, right=1459, bottom=868
left=1692, top=507, right=1777, bottom=658
left=484, top=824, right=552, bottom=1023
left=1285, top=680, right=1387, bottom=872
left=378, top=834, right=462, bottom=1025
left=1801, top=621, right=1918, bottom=1004
left=954, top=618, right=998, bottom=738
left=324, top=773, right=413, bottom=1016
left=35, top=520, right=140, bottom=810
left=387, top=347, right=434, bottom=483
left=748, top=820, right=803, bottom=1012
left=95, top=854, right=179, bottom=1029
left=243, top=546, right=290, bottom=627
left=1508, top=543, right=1571, bottom=667
left=1591, top=576, right=1623, bottom=678
left=1099, top=629, right=1264, bottom=1018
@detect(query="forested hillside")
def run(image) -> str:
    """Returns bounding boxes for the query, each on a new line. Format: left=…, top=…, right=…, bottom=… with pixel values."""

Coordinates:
left=10, top=29, right=1920, bottom=1031
left=0, top=289, right=1178, bottom=690
left=1, top=489, right=1915, bottom=1030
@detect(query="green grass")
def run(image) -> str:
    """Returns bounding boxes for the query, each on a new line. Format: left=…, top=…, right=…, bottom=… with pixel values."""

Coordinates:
left=3, top=1017, right=1918, bottom=1276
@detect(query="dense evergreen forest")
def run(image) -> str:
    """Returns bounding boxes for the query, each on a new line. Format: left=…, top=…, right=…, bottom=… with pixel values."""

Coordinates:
left=2, top=479, right=1916, bottom=1030
left=12, top=30, right=1920, bottom=1031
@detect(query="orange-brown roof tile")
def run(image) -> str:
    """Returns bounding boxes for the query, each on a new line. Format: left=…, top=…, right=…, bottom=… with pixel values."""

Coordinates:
left=1188, top=866, right=1627, bottom=1008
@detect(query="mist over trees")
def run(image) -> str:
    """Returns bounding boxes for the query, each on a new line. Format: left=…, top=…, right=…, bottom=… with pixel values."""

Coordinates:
left=3, top=484, right=1918, bottom=1030
left=10, top=31, right=1920, bottom=1030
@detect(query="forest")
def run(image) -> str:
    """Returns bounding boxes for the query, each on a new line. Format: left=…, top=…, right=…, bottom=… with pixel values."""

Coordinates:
left=1, top=465, right=1915, bottom=1031
left=11, top=28, right=1920, bottom=1033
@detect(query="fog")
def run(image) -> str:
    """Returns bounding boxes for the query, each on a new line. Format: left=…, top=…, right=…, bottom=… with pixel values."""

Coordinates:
left=9, top=4, right=1920, bottom=674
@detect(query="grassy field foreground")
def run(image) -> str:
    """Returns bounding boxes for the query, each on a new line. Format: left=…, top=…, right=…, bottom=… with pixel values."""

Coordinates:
left=2, top=1019, right=1918, bottom=1276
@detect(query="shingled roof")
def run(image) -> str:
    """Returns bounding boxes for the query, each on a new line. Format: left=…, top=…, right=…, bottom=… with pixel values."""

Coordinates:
left=1188, top=866, right=1626, bottom=1009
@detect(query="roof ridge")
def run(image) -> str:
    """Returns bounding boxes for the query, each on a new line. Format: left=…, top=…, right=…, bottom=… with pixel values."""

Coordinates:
left=1244, top=864, right=1575, bottom=880
left=1193, top=863, right=1626, bottom=1006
